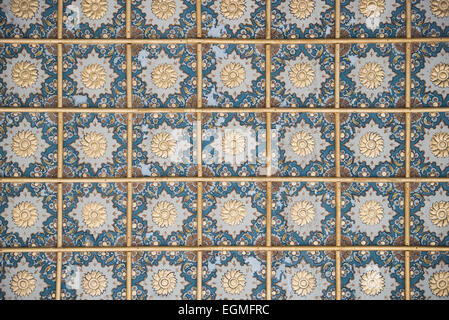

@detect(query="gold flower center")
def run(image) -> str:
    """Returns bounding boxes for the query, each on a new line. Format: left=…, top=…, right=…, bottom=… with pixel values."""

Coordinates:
left=359, top=132, right=384, bottom=158
left=81, top=64, right=107, bottom=89
left=360, top=270, right=384, bottom=296
left=220, top=0, right=246, bottom=20
left=430, top=132, right=449, bottom=158
left=359, top=62, right=385, bottom=89
left=80, top=132, right=107, bottom=159
left=221, top=199, right=246, bottom=226
left=12, top=61, right=38, bottom=88
left=291, top=201, right=315, bottom=226
left=82, top=202, right=107, bottom=229
left=290, top=131, right=315, bottom=156
left=10, top=271, right=36, bottom=297
left=152, top=64, right=177, bottom=89
left=431, top=0, right=449, bottom=18
left=222, top=130, right=246, bottom=156
left=152, top=201, right=177, bottom=228
left=222, top=270, right=246, bottom=295
left=11, top=130, right=38, bottom=158
left=221, top=62, right=246, bottom=88
left=431, top=63, right=449, bottom=88
left=152, top=269, right=176, bottom=295
left=82, top=271, right=107, bottom=296
left=289, top=0, right=315, bottom=19
left=359, top=0, right=385, bottom=18
left=151, top=132, right=177, bottom=158
left=359, top=200, right=384, bottom=225
left=151, top=0, right=176, bottom=19
left=429, top=201, right=449, bottom=227
left=10, top=0, right=38, bottom=19
left=12, top=202, right=38, bottom=228
left=82, top=0, right=108, bottom=20
left=289, top=63, right=315, bottom=88
left=291, top=271, right=316, bottom=296
left=430, top=271, right=449, bottom=297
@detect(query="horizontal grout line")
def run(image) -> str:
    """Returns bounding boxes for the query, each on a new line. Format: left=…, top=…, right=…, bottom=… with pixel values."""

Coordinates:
left=0, top=37, right=448, bottom=45
left=1, top=107, right=449, bottom=113
left=1, top=246, right=448, bottom=254
left=1, top=177, right=449, bottom=183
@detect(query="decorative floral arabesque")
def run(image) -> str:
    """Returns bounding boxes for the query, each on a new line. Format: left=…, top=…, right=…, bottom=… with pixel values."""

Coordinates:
left=413, top=0, right=449, bottom=37
left=132, top=44, right=197, bottom=108
left=203, top=44, right=265, bottom=108
left=271, top=44, right=334, bottom=107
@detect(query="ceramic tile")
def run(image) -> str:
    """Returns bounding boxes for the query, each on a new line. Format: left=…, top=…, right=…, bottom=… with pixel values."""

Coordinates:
left=131, top=251, right=197, bottom=300
left=271, top=251, right=336, bottom=300
left=271, top=44, right=335, bottom=108
left=0, top=44, right=57, bottom=108
left=201, top=0, right=266, bottom=38
left=132, top=44, right=197, bottom=108
left=340, top=113, right=405, bottom=177
left=202, top=251, right=266, bottom=299
left=341, top=250, right=405, bottom=300
left=202, top=44, right=265, bottom=108
left=412, top=0, right=449, bottom=38
left=271, top=182, right=336, bottom=246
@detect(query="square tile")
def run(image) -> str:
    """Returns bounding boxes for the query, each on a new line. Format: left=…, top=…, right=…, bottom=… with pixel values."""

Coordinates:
left=272, top=182, right=336, bottom=246
left=412, top=43, right=449, bottom=107
left=340, top=43, right=406, bottom=108
left=63, top=45, right=127, bottom=108
left=202, top=44, right=265, bottom=108
left=202, top=113, right=266, bottom=177
left=271, top=44, right=335, bottom=108
left=340, top=113, right=405, bottom=177
left=341, top=183, right=405, bottom=246
left=271, top=0, right=335, bottom=39
left=412, top=0, right=449, bottom=37
left=0, top=252, right=57, bottom=300
left=411, top=183, right=449, bottom=246
left=132, top=113, right=198, bottom=177
left=61, top=251, right=126, bottom=300
left=0, top=112, right=58, bottom=177
left=0, top=183, right=57, bottom=248
left=340, top=0, right=405, bottom=38
left=271, top=251, right=336, bottom=300
left=201, top=0, right=266, bottom=38
left=0, top=0, right=57, bottom=38
left=411, top=112, right=449, bottom=177
left=132, top=182, right=198, bottom=247
left=63, top=0, right=126, bottom=38
left=131, top=0, right=197, bottom=38
left=410, top=251, right=449, bottom=300
left=63, top=113, right=128, bottom=177
left=132, top=44, right=197, bottom=108
left=202, top=182, right=266, bottom=246
left=202, top=250, right=266, bottom=299
left=341, top=251, right=405, bottom=300
left=0, top=44, right=57, bottom=108
left=132, top=251, right=197, bottom=300
left=63, top=183, right=128, bottom=247
left=271, top=112, right=335, bottom=177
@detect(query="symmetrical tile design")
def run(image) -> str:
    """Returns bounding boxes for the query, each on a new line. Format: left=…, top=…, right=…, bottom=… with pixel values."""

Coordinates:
left=0, top=0, right=448, bottom=302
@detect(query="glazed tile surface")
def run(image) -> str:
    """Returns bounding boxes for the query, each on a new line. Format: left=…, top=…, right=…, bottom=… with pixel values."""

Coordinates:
left=0, top=0, right=449, bottom=301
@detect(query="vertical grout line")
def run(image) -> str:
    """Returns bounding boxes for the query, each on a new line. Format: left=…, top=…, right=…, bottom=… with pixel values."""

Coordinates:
left=404, top=0, right=412, bottom=301
left=55, top=0, right=64, bottom=301
left=265, top=1, right=272, bottom=300
left=126, top=0, right=133, bottom=300
left=334, top=0, right=342, bottom=301
left=196, top=1, right=203, bottom=300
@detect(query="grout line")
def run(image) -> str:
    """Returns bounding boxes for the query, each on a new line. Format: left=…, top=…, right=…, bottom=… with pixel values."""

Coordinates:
left=196, top=0, right=202, bottom=38
left=1, top=245, right=448, bottom=254
left=405, top=0, right=412, bottom=301
left=4, top=107, right=449, bottom=113
left=2, top=38, right=448, bottom=44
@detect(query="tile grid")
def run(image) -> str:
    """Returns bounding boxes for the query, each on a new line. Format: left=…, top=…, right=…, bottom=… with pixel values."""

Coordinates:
left=0, top=0, right=449, bottom=301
